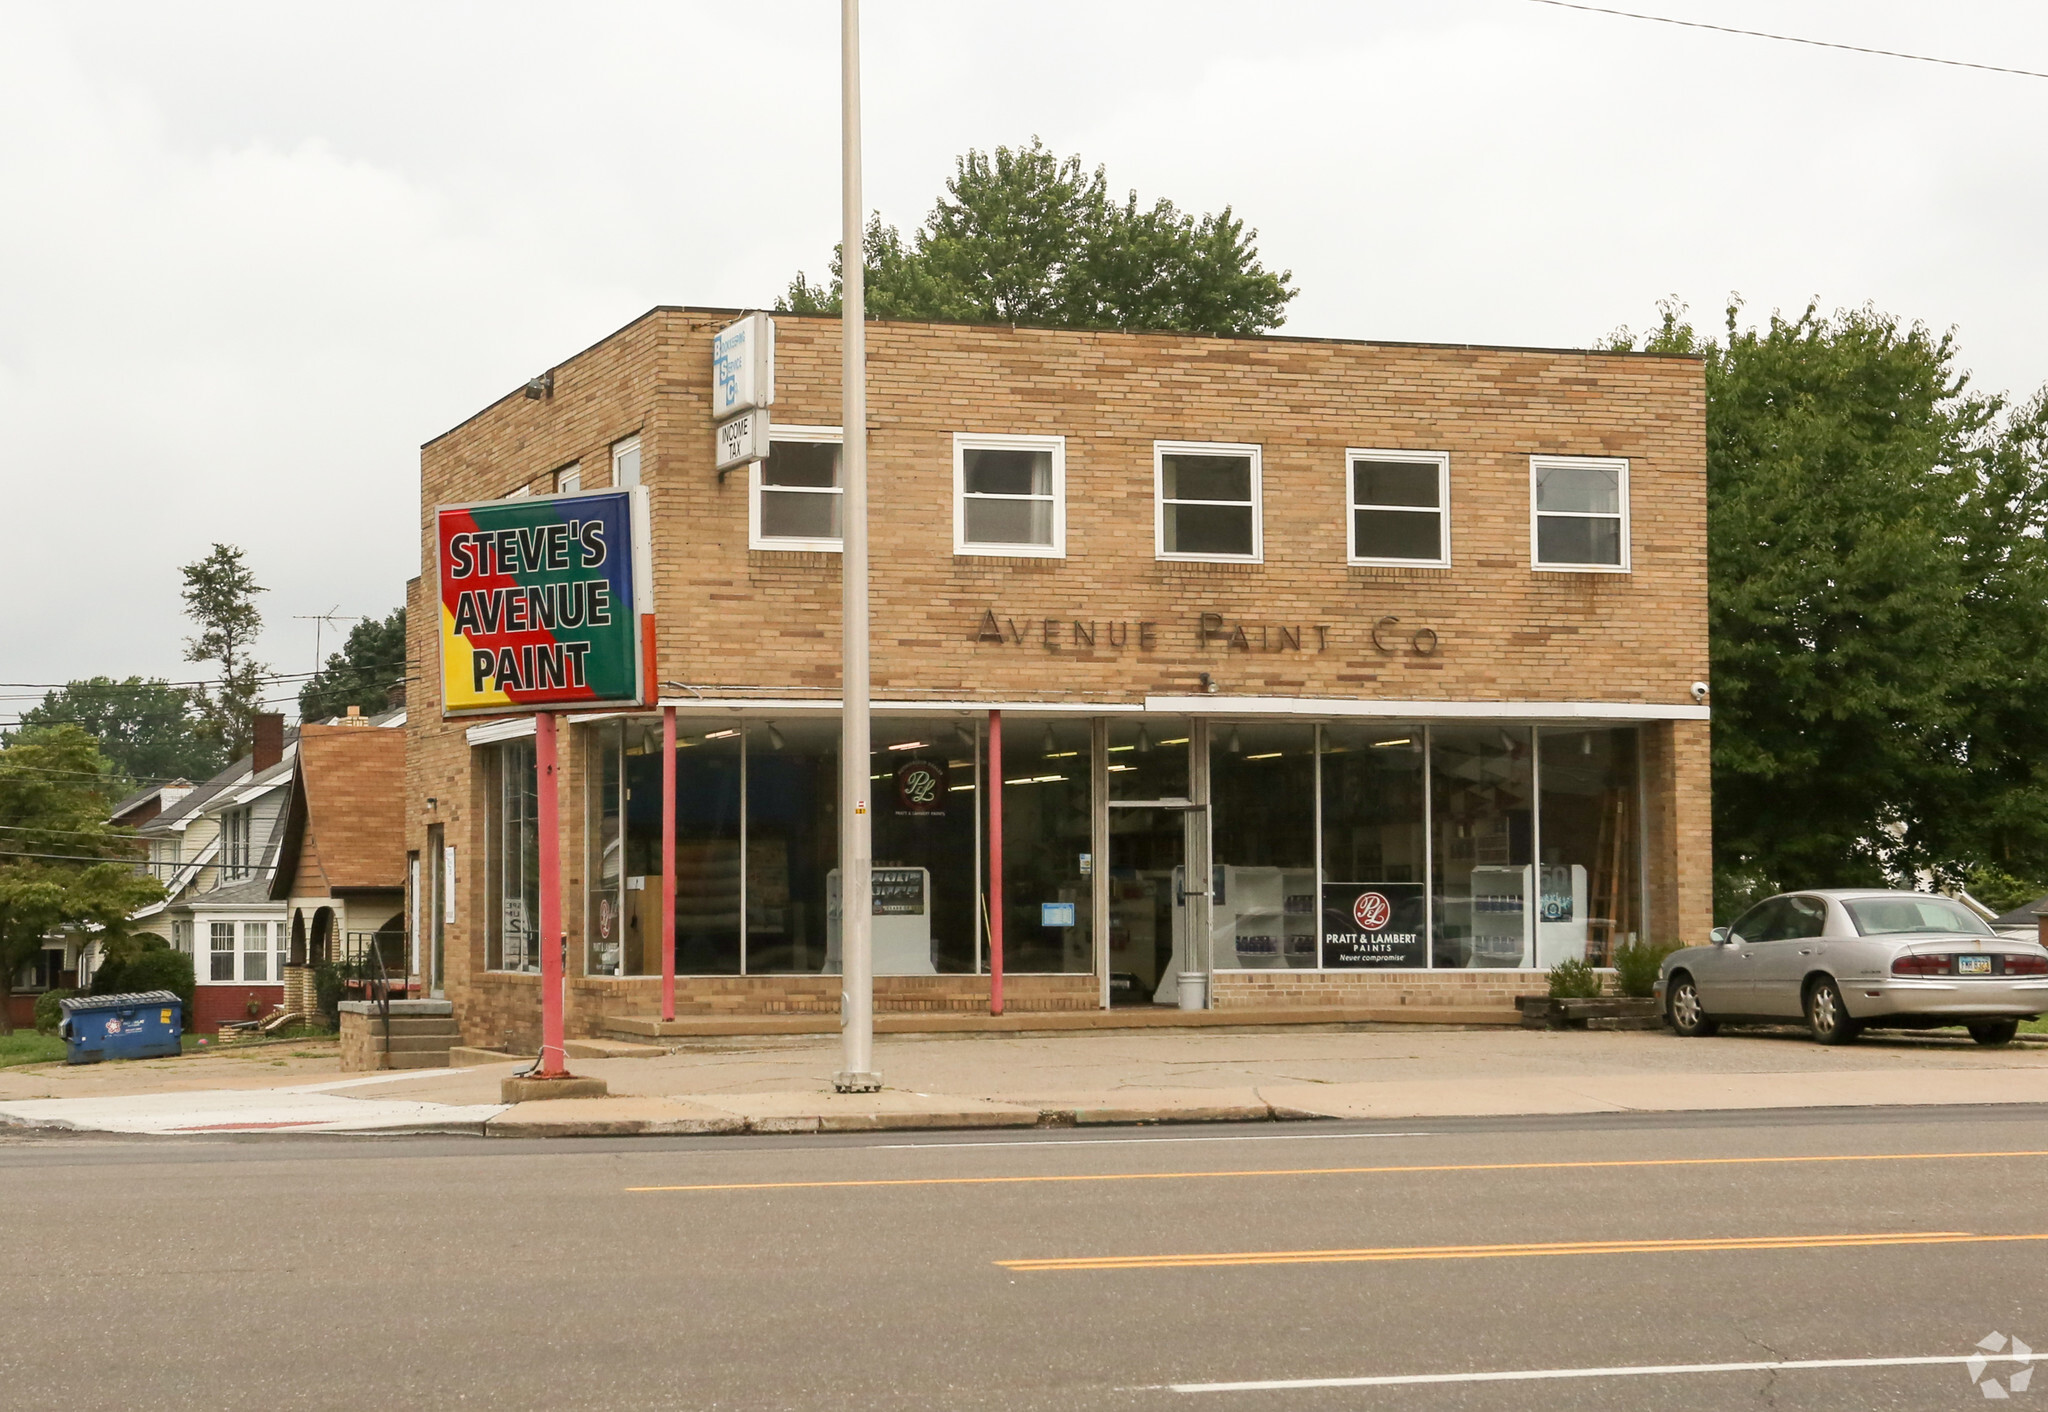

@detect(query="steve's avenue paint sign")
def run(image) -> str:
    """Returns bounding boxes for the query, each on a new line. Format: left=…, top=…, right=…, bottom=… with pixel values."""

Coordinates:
left=436, top=488, right=651, bottom=714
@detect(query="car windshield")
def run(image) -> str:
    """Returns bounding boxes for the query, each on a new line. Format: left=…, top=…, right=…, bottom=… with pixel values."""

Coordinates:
left=1843, top=897, right=1993, bottom=937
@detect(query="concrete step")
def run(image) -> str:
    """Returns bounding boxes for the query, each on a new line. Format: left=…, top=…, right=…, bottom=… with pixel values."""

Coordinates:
left=364, top=1017, right=462, bottom=1037
left=383, top=1050, right=451, bottom=1070
left=604, top=1005, right=1519, bottom=1041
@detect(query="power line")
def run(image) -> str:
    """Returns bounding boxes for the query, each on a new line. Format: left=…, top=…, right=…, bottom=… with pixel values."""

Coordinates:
left=0, top=846, right=279, bottom=873
left=1526, top=0, right=2048, bottom=81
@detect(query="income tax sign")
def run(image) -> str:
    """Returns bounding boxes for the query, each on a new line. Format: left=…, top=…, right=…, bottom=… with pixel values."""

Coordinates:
left=436, top=488, right=651, bottom=714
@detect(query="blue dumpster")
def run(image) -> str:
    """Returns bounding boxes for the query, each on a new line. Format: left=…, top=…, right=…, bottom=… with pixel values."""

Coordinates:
left=58, top=991, right=183, bottom=1064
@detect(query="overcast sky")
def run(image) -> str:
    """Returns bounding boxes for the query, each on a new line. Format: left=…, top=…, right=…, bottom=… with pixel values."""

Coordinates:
left=3, top=0, right=2044, bottom=720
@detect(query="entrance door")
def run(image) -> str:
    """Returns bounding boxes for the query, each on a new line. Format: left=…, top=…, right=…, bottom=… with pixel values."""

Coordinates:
left=426, top=823, right=447, bottom=999
left=1108, top=803, right=1209, bottom=1006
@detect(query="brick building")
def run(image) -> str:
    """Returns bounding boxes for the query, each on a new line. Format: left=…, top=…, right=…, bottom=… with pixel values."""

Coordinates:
left=407, top=308, right=1709, bottom=1050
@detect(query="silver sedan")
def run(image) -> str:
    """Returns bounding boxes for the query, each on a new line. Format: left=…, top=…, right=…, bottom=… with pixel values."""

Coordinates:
left=1657, top=889, right=2048, bottom=1046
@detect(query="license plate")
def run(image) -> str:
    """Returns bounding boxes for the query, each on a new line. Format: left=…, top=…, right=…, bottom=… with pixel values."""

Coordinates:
left=1958, top=955, right=1993, bottom=976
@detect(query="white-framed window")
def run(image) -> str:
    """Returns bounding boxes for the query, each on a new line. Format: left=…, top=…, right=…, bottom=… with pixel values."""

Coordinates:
left=1155, top=441, right=1262, bottom=562
left=554, top=461, right=582, bottom=494
left=242, top=921, right=270, bottom=983
left=210, top=922, right=235, bottom=981
left=750, top=426, right=843, bottom=551
left=504, top=485, right=531, bottom=500
left=611, top=434, right=641, bottom=489
left=1531, top=455, right=1630, bottom=571
left=1347, top=449, right=1451, bottom=567
left=221, top=807, right=252, bottom=880
left=171, top=919, right=192, bottom=954
left=953, top=433, right=1065, bottom=558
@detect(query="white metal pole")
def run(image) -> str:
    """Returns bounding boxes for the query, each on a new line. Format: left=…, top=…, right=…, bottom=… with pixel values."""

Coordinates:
left=835, top=0, right=879, bottom=1092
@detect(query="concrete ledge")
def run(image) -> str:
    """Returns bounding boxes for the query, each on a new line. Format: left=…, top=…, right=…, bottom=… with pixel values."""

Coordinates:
left=486, top=1097, right=743, bottom=1138
left=603, top=1005, right=1517, bottom=1040
left=500, top=1074, right=610, bottom=1103
left=449, top=1047, right=523, bottom=1067
left=338, top=999, right=454, bottom=1017
left=564, top=1039, right=666, bottom=1059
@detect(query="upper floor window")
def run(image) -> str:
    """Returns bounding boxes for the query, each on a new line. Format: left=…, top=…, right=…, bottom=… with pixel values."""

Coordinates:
left=954, top=434, right=1064, bottom=558
left=1156, top=441, right=1261, bottom=561
left=611, top=435, right=641, bottom=489
left=554, top=461, right=582, bottom=494
left=222, top=806, right=252, bottom=880
left=1348, top=450, right=1450, bottom=567
left=751, top=427, right=842, bottom=551
left=1531, top=455, right=1629, bottom=571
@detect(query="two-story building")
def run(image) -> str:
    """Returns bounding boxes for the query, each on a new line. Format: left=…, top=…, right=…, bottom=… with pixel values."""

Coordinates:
left=407, top=308, right=1710, bottom=1050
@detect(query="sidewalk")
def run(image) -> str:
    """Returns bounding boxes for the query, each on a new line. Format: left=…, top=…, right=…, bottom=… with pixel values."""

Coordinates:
left=6, top=1024, right=2048, bottom=1137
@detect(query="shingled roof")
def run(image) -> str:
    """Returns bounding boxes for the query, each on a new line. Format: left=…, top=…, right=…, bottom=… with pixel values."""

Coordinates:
left=269, top=723, right=405, bottom=898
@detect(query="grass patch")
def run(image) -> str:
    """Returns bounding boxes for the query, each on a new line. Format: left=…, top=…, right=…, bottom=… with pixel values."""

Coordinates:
left=0, top=1032, right=69, bottom=1068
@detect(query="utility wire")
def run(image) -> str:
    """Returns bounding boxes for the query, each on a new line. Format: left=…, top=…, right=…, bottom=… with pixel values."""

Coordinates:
left=1525, top=0, right=2048, bottom=81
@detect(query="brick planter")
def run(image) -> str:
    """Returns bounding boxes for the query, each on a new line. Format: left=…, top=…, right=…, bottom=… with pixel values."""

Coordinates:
left=1518, top=995, right=1663, bottom=1031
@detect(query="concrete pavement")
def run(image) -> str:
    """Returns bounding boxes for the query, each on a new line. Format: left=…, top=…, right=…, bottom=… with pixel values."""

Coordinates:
left=7, top=1024, right=2048, bottom=1136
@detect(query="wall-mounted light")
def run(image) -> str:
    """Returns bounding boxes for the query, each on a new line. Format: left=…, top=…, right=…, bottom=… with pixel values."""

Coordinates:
left=523, top=371, right=554, bottom=400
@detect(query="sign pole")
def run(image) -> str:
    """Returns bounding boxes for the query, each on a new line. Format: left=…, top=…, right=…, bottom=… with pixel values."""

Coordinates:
left=834, top=0, right=879, bottom=1092
left=661, top=704, right=677, bottom=1023
left=535, top=710, right=569, bottom=1077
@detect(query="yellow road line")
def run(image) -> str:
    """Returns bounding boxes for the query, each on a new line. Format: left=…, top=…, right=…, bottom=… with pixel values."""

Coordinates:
left=999, top=1230, right=2048, bottom=1272
left=624, top=1148, right=2048, bottom=1194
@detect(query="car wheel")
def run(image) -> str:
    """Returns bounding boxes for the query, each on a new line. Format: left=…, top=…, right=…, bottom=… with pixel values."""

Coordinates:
left=1968, top=1020, right=2020, bottom=1047
left=1668, top=973, right=1718, bottom=1037
left=1805, top=978, right=1859, bottom=1045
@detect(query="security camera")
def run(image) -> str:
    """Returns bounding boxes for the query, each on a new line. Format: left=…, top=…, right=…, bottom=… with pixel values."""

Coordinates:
left=1690, top=682, right=1710, bottom=704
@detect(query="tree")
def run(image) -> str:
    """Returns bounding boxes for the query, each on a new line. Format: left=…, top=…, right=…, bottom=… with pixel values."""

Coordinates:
left=8, top=677, right=224, bottom=784
left=1605, top=299, right=2048, bottom=917
left=180, top=544, right=268, bottom=759
left=0, top=726, right=164, bottom=1034
left=298, top=607, right=407, bottom=722
left=779, top=138, right=1296, bottom=337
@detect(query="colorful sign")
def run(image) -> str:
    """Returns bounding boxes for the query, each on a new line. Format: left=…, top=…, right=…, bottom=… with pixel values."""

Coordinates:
left=711, top=313, right=775, bottom=419
left=437, top=488, right=650, bottom=714
left=894, top=758, right=947, bottom=815
left=1322, top=882, right=1427, bottom=968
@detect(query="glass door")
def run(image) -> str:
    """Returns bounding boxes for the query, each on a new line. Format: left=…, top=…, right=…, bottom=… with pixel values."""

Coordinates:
left=1107, top=802, right=1209, bottom=1006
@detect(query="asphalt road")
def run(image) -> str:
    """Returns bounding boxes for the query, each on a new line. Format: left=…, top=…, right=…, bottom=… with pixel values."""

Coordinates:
left=5, top=1105, right=2048, bottom=1410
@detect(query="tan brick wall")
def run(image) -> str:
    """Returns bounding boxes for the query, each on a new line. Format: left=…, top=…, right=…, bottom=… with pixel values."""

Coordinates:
left=1213, top=970, right=1541, bottom=1010
left=408, top=309, right=1711, bottom=1043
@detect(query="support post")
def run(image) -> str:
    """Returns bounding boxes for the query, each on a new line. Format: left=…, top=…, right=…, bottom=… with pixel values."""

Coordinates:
left=661, top=704, right=677, bottom=1023
left=988, top=709, right=1004, bottom=1017
left=833, top=0, right=879, bottom=1092
left=535, top=711, right=569, bottom=1076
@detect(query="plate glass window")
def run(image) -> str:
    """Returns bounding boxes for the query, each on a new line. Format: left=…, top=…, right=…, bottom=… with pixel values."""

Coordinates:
left=752, top=429, right=842, bottom=550
left=1348, top=451, right=1449, bottom=565
left=955, top=435, right=1063, bottom=556
left=610, top=435, right=640, bottom=489
left=1532, top=456, right=1628, bottom=569
left=1157, top=443, right=1260, bottom=560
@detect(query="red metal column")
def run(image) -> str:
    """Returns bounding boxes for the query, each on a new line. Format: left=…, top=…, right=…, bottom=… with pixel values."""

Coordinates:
left=535, top=711, right=568, bottom=1076
left=661, top=705, right=677, bottom=1022
left=988, top=709, right=1004, bottom=1017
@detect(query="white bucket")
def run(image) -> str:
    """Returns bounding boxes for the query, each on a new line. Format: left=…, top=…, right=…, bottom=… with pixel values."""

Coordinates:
left=1177, top=971, right=1209, bottom=1011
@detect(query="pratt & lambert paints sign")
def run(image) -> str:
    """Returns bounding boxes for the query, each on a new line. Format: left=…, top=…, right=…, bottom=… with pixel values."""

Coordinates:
left=436, top=488, right=652, bottom=714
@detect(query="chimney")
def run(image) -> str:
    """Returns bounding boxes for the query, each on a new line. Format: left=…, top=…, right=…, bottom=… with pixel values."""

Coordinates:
left=386, top=680, right=407, bottom=710
left=252, top=713, right=285, bottom=773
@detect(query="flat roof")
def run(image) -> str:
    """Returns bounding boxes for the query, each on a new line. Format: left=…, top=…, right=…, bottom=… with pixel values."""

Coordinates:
left=422, top=304, right=1703, bottom=450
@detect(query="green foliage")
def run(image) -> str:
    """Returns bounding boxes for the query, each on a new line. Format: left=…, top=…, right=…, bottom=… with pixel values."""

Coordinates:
left=91, top=941, right=195, bottom=1023
left=1612, top=941, right=1681, bottom=999
left=0, top=726, right=165, bottom=1034
left=6, top=676, right=224, bottom=784
left=1962, top=865, right=2048, bottom=917
left=779, top=138, right=1295, bottom=337
left=299, top=607, right=406, bottom=722
left=33, top=988, right=74, bottom=1035
left=1607, top=299, right=2048, bottom=917
left=314, top=961, right=345, bottom=1025
left=1547, top=957, right=1604, bottom=999
left=180, top=544, right=268, bottom=759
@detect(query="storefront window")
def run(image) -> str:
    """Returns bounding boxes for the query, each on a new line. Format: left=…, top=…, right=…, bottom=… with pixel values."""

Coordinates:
left=1210, top=722, right=1316, bottom=970
left=1320, top=724, right=1428, bottom=969
left=1107, top=715, right=1188, bottom=799
left=585, top=721, right=624, bottom=977
left=998, top=718, right=1092, bottom=972
left=485, top=738, right=540, bottom=973
left=748, top=719, right=835, bottom=974
left=1536, top=727, right=1641, bottom=965
left=1431, top=727, right=1535, bottom=969
left=869, top=718, right=981, bottom=973
left=676, top=726, right=744, bottom=975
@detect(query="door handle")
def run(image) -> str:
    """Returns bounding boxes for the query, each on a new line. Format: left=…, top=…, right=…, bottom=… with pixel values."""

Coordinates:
left=1798, top=948, right=1815, bottom=956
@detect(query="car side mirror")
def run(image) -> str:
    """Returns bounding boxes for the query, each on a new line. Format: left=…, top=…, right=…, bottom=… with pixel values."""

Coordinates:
left=1710, top=927, right=1730, bottom=946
